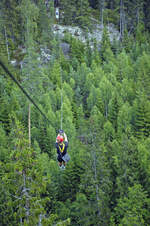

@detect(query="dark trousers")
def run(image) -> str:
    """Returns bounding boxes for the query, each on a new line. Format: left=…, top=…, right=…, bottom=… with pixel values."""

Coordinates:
left=57, top=155, right=64, bottom=163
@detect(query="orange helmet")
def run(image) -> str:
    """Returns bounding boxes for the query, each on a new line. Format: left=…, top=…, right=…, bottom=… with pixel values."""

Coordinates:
left=56, top=135, right=64, bottom=143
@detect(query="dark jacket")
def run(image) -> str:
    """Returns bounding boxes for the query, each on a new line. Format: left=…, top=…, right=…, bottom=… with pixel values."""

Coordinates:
left=55, top=141, right=68, bottom=157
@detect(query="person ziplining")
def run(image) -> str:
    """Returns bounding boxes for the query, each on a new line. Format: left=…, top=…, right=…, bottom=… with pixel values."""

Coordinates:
left=55, top=130, right=70, bottom=170
left=54, top=60, right=70, bottom=169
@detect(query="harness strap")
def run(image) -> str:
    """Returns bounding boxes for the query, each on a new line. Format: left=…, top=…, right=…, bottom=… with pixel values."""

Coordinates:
left=58, top=143, right=65, bottom=153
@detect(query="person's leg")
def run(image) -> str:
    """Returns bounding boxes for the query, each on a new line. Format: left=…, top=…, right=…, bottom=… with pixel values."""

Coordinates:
left=62, top=161, right=66, bottom=169
left=59, top=161, right=62, bottom=167
left=57, top=155, right=63, bottom=168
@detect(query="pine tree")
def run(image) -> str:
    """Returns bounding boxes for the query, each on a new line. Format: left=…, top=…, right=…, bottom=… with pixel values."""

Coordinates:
left=0, top=125, right=8, bottom=161
left=0, top=70, right=20, bottom=134
left=87, top=85, right=99, bottom=113
left=21, top=0, right=42, bottom=99
left=136, top=52, right=150, bottom=97
left=133, top=94, right=150, bottom=138
left=103, top=120, right=115, bottom=142
left=0, top=0, right=23, bottom=52
left=75, top=0, right=91, bottom=29
left=37, top=0, right=54, bottom=48
left=77, top=114, right=112, bottom=225
left=1, top=120, right=53, bottom=225
left=60, top=0, right=91, bottom=28
left=110, top=135, right=140, bottom=209
left=137, top=138, right=150, bottom=188
left=115, top=50, right=133, bottom=82
left=98, top=77, right=113, bottom=118
left=70, top=38, right=85, bottom=63
left=112, top=184, right=150, bottom=225
left=100, top=26, right=112, bottom=62
left=75, top=104, right=85, bottom=132
left=60, top=0, right=76, bottom=25
left=0, top=3, right=10, bottom=60
left=117, top=102, right=132, bottom=136
left=109, top=93, right=120, bottom=132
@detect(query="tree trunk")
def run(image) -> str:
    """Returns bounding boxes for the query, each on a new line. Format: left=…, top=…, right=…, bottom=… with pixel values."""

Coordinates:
left=120, top=0, right=125, bottom=40
left=92, top=148, right=101, bottom=217
left=105, top=103, right=108, bottom=119
left=136, top=7, right=139, bottom=25
left=23, top=173, right=30, bottom=223
left=100, top=0, right=105, bottom=27
left=91, top=134, right=101, bottom=219
left=4, top=26, right=10, bottom=61
left=38, top=214, right=43, bottom=226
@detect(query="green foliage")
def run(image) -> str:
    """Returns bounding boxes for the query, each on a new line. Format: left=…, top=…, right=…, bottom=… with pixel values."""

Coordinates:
left=103, top=120, right=115, bottom=142
left=37, top=0, right=54, bottom=47
left=133, top=94, right=150, bottom=138
left=100, top=26, right=112, bottom=62
left=109, top=93, right=120, bottom=132
left=138, top=138, right=150, bottom=186
left=114, top=50, right=134, bottom=82
left=60, top=0, right=91, bottom=29
left=136, top=52, right=150, bottom=97
left=0, top=125, right=9, bottom=161
left=112, top=184, right=150, bottom=225
left=1, top=1, right=150, bottom=225
left=70, top=38, right=85, bottom=63
left=0, top=120, right=54, bottom=225
left=21, top=0, right=39, bottom=45
left=117, top=102, right=132, bottom=136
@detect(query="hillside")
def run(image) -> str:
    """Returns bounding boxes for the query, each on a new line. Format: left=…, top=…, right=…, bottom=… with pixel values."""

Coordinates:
left=0, top=0, right=150, bottom=225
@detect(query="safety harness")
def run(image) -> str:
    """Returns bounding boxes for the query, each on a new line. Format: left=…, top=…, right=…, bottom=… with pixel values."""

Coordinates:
left=58, top=143, right=65, bottom=153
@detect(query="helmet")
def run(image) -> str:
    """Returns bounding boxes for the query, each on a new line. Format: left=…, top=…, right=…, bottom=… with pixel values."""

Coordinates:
left=56, top=135, right=64, bottom=143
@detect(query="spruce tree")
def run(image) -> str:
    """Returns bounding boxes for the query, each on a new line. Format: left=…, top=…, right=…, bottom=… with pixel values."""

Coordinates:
left=60, top=0, right=91, bottom=28
left=112, top=184, right=150, bottom=225
left=1, top=120, right=53, bottom=225
left=133, top=94, right=150, bottom=138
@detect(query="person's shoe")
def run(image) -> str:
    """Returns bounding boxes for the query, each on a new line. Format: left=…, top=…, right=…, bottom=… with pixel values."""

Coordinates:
left=59, top=165, right=63, bottom=169
left=62, top=165, right=65, bottom=170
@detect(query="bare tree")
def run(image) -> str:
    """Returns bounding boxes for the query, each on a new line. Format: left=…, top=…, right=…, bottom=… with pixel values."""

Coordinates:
left=120, top=0, right=125, bottom=40
left=4, top=26, right=10, bottom=61
left=28, top=103, right=31, bottom=148
left=99, top=0, right=105, bottom=27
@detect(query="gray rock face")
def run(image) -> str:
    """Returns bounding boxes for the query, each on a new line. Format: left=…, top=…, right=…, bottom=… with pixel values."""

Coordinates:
left=53, top=23, right=120, bottom=47
left=11, top=22, right=120, bottom=66
left=60, top=42, right=70, bottom=58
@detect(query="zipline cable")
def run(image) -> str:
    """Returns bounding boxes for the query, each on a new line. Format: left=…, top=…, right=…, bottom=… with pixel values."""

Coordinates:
left=60, top=68, right=63, bottom=130
left=0, top=59, right=51, bottom=124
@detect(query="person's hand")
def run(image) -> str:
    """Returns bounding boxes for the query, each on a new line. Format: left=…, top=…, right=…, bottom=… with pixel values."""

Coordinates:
left=59, top=129, right=64, bottom=134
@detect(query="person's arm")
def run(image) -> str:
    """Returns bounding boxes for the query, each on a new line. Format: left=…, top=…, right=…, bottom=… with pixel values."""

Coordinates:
left=62, top=133, right=68, bottom=156
left=55, top=143, right=62, bottom=156
left=63, top=132, right=68, bottom=142
left=56, top=133, right=60, bottom=143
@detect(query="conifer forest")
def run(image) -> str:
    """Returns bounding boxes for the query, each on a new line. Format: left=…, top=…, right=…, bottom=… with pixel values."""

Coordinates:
left=1, top=0, right=150, bottom=225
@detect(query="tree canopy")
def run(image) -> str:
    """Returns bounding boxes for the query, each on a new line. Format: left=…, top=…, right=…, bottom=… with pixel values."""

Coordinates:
left=0, top=0, right=150, bottom=225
